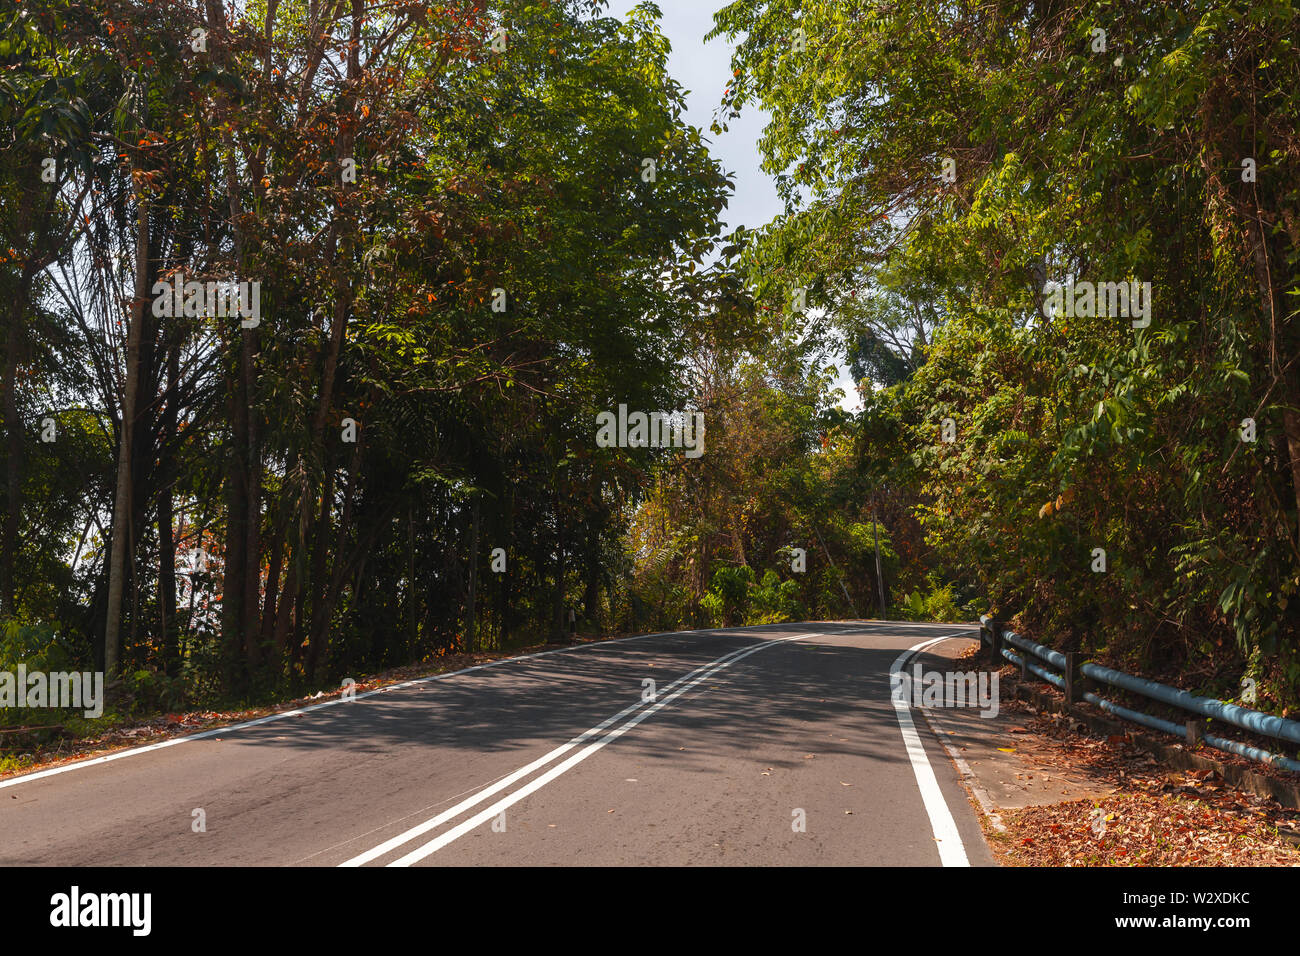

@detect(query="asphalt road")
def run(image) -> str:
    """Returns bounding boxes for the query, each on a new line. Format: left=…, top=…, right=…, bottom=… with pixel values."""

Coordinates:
left=0, top=621, right=996, bottom=866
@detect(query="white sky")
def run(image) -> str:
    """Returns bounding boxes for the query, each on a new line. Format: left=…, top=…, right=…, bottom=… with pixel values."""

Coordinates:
left=653, top=2, right=783, bottom=235
left=644, top=2, right=862, bottom=411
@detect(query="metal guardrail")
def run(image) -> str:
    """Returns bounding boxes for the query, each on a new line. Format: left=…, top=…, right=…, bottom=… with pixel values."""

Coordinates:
left=979, top=615, right=1300, bottom=774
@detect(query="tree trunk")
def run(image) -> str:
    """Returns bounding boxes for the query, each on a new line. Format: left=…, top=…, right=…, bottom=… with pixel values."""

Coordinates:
left=157, top=346, right=178, bottom=675
left=241, top=325, right=263, bottom=670
left=104, top=182, right=149, bottom=677
left=1, top=335, right=23, bottom=617
left=407, top=502, right=417, bottom=655
left=260, top=506, right=287, bottom=652
left=465, top=497, right=480, bottom=652
left=552, top=490, right=566, bottom=641
left=221, top=386, right=248, bottom=686
left=583, top=521, right=602, bottom=629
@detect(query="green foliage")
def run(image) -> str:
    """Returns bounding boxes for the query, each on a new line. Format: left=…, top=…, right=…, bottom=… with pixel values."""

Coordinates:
left=0, top=618, right=91, bottom=730
left=697, top=565, right=805, bottom=627
left=895, top=576, right=976, bottom=624
left=748, top=569, right=805, bottom=624
left=0, top=619, right=82, bottom=675
left=625, top=326, right=899, bottom=629
left=120, top=668, right=189, bottom=715
left=0, top=0, right=736, bottom=721
left=700, top=564, right=755, bottom=628
left=714, top=0, right=1300, bottom=707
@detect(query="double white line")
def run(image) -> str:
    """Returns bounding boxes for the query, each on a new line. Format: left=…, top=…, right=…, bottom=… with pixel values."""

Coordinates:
left=340, top=630, right=820, bottom=867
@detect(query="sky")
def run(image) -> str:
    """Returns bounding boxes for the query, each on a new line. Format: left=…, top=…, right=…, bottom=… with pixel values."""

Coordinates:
left=653, top=3, right=784, bottom=235
left=643, top=3, right=863, bottom=411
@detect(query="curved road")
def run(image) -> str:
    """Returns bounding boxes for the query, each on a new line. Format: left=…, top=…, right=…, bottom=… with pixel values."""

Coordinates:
left=0, top=621, right=996, bottom=866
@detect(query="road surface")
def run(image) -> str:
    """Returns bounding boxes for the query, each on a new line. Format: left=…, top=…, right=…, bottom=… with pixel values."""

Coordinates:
left=0, top=621, right=996, bottom=866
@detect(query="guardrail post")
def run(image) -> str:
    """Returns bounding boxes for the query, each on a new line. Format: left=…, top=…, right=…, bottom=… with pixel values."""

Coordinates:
left=1064, top=652, right=1080, bottom=703
left=975, top=601, right=1300, bottom=772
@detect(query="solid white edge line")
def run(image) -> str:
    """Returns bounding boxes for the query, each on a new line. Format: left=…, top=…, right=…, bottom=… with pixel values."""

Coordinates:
left=384, top=632, right=816, bottom=866
left=889, top=632, right=978, bottom=867
left=918, top=705, right=1006, bottom=833
left=0, top=622, right=807, bottom=792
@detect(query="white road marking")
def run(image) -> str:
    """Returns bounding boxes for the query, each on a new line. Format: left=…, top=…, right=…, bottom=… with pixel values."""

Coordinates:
left=0, top=623, right=799, bottom=792
left=919, top=706, right=1006, bottom=832
left=889, top=632, right=978, bottom=867
left=338, top=634, right=800, bottom=866
left=6, top=621, right=987, bottom=870
left=380, top=631, right=820, bottom=866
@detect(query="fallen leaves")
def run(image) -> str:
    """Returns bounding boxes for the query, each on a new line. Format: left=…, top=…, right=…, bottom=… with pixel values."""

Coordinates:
left=997, top=791, right=1300, bottom=867
left=986, top=699, right=1300, bottom=867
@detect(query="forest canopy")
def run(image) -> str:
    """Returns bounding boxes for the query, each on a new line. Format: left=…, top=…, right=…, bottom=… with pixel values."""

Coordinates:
left=3, top=0, right=1300, bottom=730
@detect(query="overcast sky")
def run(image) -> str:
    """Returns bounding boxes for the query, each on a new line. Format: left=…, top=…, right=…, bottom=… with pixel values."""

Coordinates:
left=647, top=3, right=862, bottom=411
left=652, top=3, right=783, bottom=235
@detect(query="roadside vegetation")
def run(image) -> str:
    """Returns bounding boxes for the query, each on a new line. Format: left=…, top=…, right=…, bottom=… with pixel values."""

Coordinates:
left=714, top=0, right=1300, bottom=713
left=4, top=0, right=1300, bottom=762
